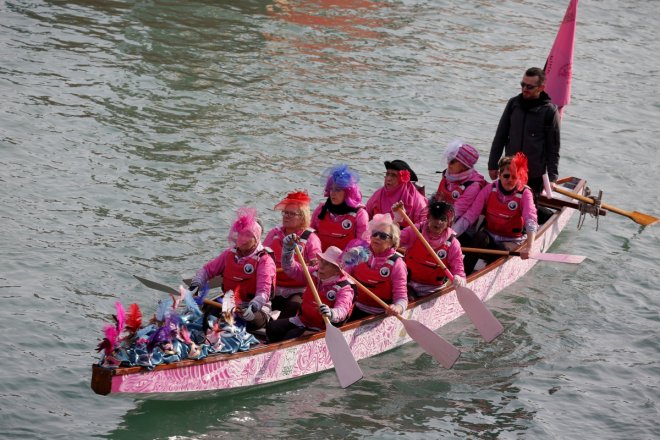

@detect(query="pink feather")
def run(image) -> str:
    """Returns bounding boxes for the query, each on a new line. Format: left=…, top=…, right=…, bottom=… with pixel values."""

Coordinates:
left=179, top=325, right=192, bottom=344
left=114, top=301, right=125, bottom=335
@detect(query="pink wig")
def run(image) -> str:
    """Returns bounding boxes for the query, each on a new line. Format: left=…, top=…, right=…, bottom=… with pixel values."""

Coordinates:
left=227, top=207, right=262, bottom=246
left=322, top=164, right=363, bottom=208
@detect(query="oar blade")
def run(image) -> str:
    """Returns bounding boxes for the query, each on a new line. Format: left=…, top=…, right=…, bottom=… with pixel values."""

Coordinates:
left=455, top=286, right=504, bottom=343
left=631, top=211, right=658, bottom=227
left=133, top=275, right=178, bottom=295
left=401, top=318, right=460, bottom=369
left=324, top=323, right=363, bottom=388
left=530, top=252, right=586, bottom=264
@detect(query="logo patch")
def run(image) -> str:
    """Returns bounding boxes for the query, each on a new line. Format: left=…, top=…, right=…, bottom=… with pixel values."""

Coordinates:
left=243, top=263, right=255, bottom=275
left=451, top=190, right=460, bottom=200
left=507, top=200, right=519, bottom=211
left=341, top=219, right=353, bottom=230
left=379, top=267, right=391, bottom=277
left=326, top=290, right=336, bottom=301
left=436, top=249, right=447, bottom=259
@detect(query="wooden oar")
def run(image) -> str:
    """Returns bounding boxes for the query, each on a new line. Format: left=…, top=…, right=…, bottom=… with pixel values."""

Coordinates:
left=293, top=246, right=363, bottom=388
left=552, top=186, right=658, bottom=226
left=461, top=247, right=586, bottom=264
left=394, top=208, right=504, bottom=342
left=133, top=275, right=222, bottom=308
left=345, top=274, right=460, bottom=369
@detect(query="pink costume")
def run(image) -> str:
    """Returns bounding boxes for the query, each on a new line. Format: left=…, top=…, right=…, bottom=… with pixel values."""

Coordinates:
left=435, top=169, right=486, bottom=219
left=281, top=259, right=354, bottom=328
left=195, top=243, right=276, bottom=310
left=344, top=247, right=408, bottom=315
left=263, top=225, right=322, bottom=297
left=366, top=182, right=428, bottom=226
left=310, top=202, right=369, bottom=251
left=453, top=181, right=538, bottom=244
left=400, top=224, right=465, bottom=295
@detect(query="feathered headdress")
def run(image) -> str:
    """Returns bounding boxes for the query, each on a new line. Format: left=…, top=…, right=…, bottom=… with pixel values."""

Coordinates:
left=510, top=152, right=529, bottom=190
left=125, top=303, right=143, bottom=334
left=322, top=164, right=362, bottom=208
left=228, top=206, right=262, bottom=245
left=274, top=190, right=311, bottom=211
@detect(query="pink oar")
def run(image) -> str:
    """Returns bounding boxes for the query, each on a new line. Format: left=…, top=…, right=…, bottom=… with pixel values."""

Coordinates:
left=395, top=208, right=504, bottom=343
left=461, top=247, right=585, bottom=264
left=346, top=274, right=460, bottom=369
left=294, top=246, right=363, bottom=388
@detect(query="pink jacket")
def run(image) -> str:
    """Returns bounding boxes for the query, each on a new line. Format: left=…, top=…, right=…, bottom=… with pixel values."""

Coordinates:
left=453, top=181, right=538, bottom=242
left=366, top=182, right=428, bottom=225
left=195, top=244, right=276, bottom=308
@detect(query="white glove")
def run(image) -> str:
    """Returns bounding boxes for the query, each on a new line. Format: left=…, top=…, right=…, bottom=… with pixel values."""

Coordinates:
left=241, top=306, right=255, bottom=321
left=282, top=233, right=298, bottom=252
left=453, top=276, right=467, bottom=288
left=319, top=304, right=333, bottom=320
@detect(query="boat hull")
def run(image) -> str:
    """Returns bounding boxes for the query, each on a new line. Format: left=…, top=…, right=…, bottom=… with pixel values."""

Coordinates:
left=91, top=177, right=584, bottom=396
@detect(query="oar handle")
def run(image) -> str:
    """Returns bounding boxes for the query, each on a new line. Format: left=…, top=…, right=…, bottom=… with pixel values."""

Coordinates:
left=553, top=186, right=627, bottom=216
left=395, top=207, right=454, bottom=282
left=344, top=273, right=404, bottom=321
left=293, top=245, right=330, bottom=325
left=461, top=247, right=517, bottom=257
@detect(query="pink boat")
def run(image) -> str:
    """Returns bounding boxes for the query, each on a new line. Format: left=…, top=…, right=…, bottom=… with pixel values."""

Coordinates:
left=91, top=176, right=590, bottom=397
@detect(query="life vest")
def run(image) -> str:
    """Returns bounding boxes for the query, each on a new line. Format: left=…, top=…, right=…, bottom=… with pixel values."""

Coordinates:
left=270, top=229, right=314, bottom=288
left=435, top=172, right=477, bottom=204
left=484, top=185, right=525, bottom=237
left=222, top=249, right=273, bottom=303
left=316, top=211, right=359, bottom=251
left=298, top=278, right=355, bottom=329
left=352, top=253, right=401, bottom=308
left=404, top=235, right=453, bottom=286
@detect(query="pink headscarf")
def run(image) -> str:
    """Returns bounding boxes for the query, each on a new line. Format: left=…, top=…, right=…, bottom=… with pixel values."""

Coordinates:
left=228, top=207, right=262, bottom=247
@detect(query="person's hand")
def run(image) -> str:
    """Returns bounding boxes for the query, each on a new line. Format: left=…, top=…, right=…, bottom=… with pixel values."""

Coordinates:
left=391, top=201, right=405, bottom=214
left=319, top=304, right=333, bottom=320
left=489, top=169, right=499, bottom=180
left=453, top=276, right=467, bottom=288
left=282, top=233, right=298, bottom=252
left=386, top=303, right=404, bottom=316
left=519, top=246, right=530, bottom=260
left=240, top=306, right=254, bottom=321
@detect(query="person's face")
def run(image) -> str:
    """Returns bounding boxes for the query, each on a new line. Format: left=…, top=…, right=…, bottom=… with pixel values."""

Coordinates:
left=427, top=216, right=448, bottom=236
left=329, top=186, right=346, bottom=205
left=499, top=165, right=519, bottom=191
left=370, top=225, right=394, bottom=254
left=317, top=258, right=340, bottom=280
left=236, top=233, right=257, bottom=254
left=520, top=74, right=544, bottom=100
left=281, top=204, right=303, bottom=230
left=384, top=169, right=401, bottom=190
left=447, top=158, right=469, bottom=175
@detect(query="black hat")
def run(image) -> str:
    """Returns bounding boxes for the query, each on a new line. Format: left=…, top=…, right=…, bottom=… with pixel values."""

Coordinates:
left=384, top=160, right=418, bottom=182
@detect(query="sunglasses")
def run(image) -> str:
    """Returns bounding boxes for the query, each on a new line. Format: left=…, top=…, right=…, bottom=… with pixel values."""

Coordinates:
left=282, top=211, right=301, bottom=217
left=520, top=81, right=539, bottom=90
left=371, top=231, right=392, bottom=240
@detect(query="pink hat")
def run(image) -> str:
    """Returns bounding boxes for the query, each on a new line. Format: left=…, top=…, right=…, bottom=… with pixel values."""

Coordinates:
left=274, top=190, right=311, bottom=211
left=444, top=139, right=479, bottom=169
left=228, top=207, right=262, bottom=246
left=317, top=246, right=343, bottom=269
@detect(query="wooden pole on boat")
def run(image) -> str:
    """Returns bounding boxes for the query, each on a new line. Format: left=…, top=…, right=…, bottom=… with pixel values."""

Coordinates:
left=344, top=274, right=460, bottom=369
left=293, top=246, right=363, bottom=388
left=461, top=247, right=585, bottom=264
left=394, top=207, right=504, bottom=343
left=551, top=186, right=658, bottom=226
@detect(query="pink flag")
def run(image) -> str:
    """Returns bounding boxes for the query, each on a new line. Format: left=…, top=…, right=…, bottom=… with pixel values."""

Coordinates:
left=544, top=0, right=579, bottom=117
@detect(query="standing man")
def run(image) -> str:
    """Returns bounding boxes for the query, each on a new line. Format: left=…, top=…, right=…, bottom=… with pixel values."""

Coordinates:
left=488, top=67, right=561, bottom=199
